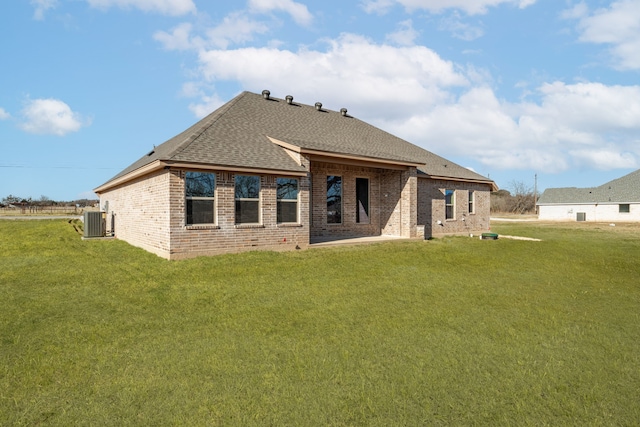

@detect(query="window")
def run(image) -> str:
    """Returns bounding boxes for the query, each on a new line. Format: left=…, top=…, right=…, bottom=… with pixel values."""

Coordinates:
left=445, top=189, right=455, bottom=220
left=356, top=178, right=370, bottom=223
left=277, top=178, right=298, bottom=223
left=327, top=175, right=342, bottom=224
left=186, top=171, right=215, bottom=224
left=468, top=190, right=475, bottom=214
left=235, top=175, right=260, bottom=224
left=619, top=204, right=630, bottom=213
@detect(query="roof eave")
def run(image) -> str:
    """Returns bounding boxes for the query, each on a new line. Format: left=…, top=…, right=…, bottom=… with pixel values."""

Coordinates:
left=161, top=161, right=308, bottom=176
left=268, top=136, right=424, bottom=168
left=94, top=160, right=165, bottom=194
left=94, top=159, right=308, bottom=194
left=420, top=174, right=498, bottom=191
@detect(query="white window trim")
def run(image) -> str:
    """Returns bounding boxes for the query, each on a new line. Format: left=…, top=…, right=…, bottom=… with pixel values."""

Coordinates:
left=445, top=189, right=455, bottom=220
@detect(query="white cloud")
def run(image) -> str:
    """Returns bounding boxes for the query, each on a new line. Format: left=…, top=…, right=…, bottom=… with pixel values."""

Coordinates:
left=0, top=108, right=10, bottom=120
left=392, top=81, right=640, bottom=172
left=155, top=14, right=270, bottom=51
left=569, top=149, right=636, bottom=170
left=385, top=19, right=419, bottom=46
left=205, top=12, right=271, bottom=49
left=534, top=82, right=640, bottom=132
left=192, top=33, right=467, bottom=121
left=154, top=23, right=199, bottom=51
left=248, top=0, right=313, bottom=26
left=176, top=31, right=638, bottom=173
left=361, top=0, right=396, bottom=15
left=438, top=12, right=484, bottom=40
left=188, top=93, right=225, bottom=119
left=86, top=0, right=196, bottom=16
left=362, top=0, right=537, bottom=15
left=32, top=0, right=195, bottom=17
left=568, top=0, right=640, bottom=70
left=559, top=2, right=588, bottom=20
left=31, top=0, right=58, bottom=20
left=20, top=98, right=89, bottom=136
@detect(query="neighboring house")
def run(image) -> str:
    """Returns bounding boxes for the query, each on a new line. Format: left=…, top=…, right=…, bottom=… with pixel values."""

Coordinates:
left=537, top=169, right=640, bottom=222
left=95, top=90, right=496, bottom=259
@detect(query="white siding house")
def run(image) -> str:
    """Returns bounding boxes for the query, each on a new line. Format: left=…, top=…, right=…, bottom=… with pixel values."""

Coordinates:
left=537, top=169, right=640, bottom=222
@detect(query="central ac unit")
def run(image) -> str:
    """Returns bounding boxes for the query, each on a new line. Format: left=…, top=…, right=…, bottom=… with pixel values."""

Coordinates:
left=84, top=211, right=106, bottom=238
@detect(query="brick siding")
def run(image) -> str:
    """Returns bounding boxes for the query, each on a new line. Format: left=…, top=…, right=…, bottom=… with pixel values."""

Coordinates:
left=99, top=169, right=172, bottom=257
left=418, top=178, right=491, bottom=237
left=309, top=162, right=417, bottom=240
left=101, top=168, right=310, bottom=260
left=99, top=165, right=491, bottom=259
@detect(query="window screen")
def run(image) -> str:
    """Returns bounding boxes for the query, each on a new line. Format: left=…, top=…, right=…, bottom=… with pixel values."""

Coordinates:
left=186, top=171, right=215, bottom=224
left=277, top=178, right=298, bottom=223
left=235, top=175, right=260, bottom=224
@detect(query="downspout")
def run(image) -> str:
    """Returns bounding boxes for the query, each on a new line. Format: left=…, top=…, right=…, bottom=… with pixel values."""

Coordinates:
left=399, top=171, right=403, bottom=237
left=378, top=170, right=382, bottom=235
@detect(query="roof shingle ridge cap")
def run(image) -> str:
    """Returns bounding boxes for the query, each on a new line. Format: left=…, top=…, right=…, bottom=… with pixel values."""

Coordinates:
left=166, top=92, right=248, bottom=159
left=597, top=168, right=640, bottom=189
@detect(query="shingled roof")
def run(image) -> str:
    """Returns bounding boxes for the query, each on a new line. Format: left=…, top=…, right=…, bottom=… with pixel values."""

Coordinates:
left=538, top=169, right=640, bottom=205
left=97, top=91, right=494, bottom=191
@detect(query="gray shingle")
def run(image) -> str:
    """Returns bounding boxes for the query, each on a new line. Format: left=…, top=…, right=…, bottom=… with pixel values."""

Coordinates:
left=538, top=169, right=640, bottom=204
left=99, top=91, right=494, bottom=187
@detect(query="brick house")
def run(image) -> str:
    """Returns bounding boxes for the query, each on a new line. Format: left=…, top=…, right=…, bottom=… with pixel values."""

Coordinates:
left=95, top=90, right=496, bottom=259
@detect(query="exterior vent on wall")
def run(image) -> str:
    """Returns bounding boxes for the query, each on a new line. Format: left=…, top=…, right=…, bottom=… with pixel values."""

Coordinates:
left=576, top=212, right=586, bottom=222
left=84, top=211, right=106, bottom=238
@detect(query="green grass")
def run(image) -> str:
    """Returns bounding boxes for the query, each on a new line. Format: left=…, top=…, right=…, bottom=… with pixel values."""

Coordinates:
left=1, top=219, right=639, bottom=425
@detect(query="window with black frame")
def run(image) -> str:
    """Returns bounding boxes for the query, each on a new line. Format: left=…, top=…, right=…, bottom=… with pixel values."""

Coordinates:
left=327, top=175, right=342, bottom=224
left=356, top=177, right=369, bottom=223
left=185, top=171, right=215, bottom=224
left=235, top=175, right=260, bottom=224
left=277, top=178, right=298, bottom=223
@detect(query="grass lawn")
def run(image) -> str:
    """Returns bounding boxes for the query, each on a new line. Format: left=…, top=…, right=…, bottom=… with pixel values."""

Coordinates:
left=1, top=219, right=639, bottom=425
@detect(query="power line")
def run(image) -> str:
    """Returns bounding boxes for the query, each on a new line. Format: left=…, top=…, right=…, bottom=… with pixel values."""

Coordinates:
left=0, top=165, right=121, bottom=170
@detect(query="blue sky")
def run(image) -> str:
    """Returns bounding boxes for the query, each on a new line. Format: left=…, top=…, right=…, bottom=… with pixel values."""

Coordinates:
left=1, top=0, right=639, bottom=201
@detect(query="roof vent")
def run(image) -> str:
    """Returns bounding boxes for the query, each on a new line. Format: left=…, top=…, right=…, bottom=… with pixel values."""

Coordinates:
left=315, top=102, right=322, bottom=111
left=340, top=108, right=348, bottom=116
left=262, top=90, right=270, bottom=100
left=285, top=95, right=293, bottom=104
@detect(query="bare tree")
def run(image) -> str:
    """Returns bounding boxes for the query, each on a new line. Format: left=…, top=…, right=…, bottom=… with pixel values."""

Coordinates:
left=509, top=180, right=536, bottom=214
left=490, top=181, right=536, bottom=214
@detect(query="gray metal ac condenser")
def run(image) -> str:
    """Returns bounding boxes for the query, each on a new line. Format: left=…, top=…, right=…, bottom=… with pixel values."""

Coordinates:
left=84, top=211, right=106, bottom=238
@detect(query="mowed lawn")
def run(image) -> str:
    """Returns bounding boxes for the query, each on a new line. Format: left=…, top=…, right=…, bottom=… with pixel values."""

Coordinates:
left=1, top=220, right=639, bottom=426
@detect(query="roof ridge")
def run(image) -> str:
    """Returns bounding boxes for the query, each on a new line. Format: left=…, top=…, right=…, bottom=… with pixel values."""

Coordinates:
left=597, top=168, right=640, bottom=189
